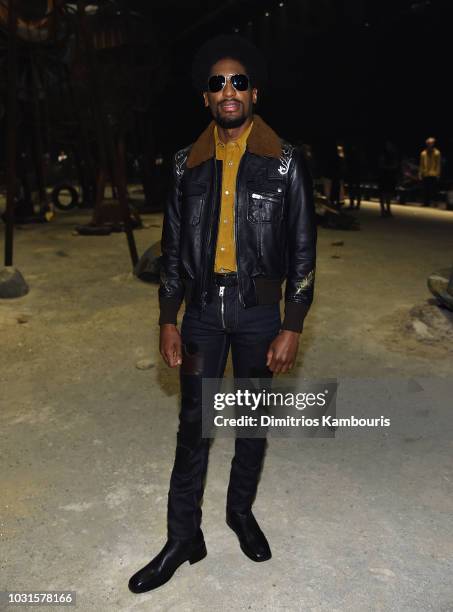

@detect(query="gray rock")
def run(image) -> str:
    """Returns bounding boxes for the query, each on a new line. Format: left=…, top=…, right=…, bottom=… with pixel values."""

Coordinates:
left=0, top=267, right=29, bottom=299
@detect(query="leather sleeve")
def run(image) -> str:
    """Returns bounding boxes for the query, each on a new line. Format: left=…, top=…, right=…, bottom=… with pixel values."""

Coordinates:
left=281, top=148, right=317, bottom=333
left=158, top=151, right=186, bottom=325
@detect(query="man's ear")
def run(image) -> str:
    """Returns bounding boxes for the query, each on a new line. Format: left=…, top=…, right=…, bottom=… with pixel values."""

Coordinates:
left=203, top=92, right=209, bottom=107
left=252, top=88, right=258, bottom=104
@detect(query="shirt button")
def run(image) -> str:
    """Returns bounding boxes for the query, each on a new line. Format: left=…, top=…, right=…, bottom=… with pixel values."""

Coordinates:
left=220, top=246, right=225, bottom=251
left=225, top=190, right=229, bottom=195
left=223, top=218, right=228, bottom=223
left=228, top=161, right=233, bottom=166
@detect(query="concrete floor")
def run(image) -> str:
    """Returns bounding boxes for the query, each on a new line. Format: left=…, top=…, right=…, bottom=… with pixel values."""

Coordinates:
left=1, top=201, right=453, bottom=611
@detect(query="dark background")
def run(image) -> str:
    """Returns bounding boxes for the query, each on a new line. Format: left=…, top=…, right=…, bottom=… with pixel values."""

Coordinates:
left=1, top=0, right=451, bottom=179
left=147, top=0, right=450, bottom=170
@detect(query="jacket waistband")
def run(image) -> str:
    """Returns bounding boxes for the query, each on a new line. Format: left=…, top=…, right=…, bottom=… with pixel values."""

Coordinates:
left=213, top=272, right=238, bottom=286
left=182, top=276, right=282, bottom=306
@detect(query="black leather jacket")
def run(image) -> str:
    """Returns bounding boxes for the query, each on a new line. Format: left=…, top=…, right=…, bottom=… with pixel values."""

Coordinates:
left=158, top=115, right=317, bottom=333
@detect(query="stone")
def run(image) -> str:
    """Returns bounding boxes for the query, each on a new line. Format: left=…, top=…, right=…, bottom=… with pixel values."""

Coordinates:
left=0, top=267, right=29, bottom=299
left=427, top=267, right=453, bottom=311
left=134, top=242, right=162, bottom=284
left=412, top=319, right=433, bottom=339
left=135, top=358, right=155, bottom=370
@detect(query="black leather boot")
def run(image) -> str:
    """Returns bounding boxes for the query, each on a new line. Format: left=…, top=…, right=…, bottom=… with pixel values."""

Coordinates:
left=226, top=510, right=271, bottom=562
left=128, top=530, right=207, bottom=593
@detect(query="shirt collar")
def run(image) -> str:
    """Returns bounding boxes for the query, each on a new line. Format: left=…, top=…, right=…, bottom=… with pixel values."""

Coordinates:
left=214, top=120, right=254, bottom=152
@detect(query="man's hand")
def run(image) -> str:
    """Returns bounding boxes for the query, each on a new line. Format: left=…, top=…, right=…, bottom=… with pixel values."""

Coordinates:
left=160, top=324, right=182, bottom=368
left=266, top=330, right=300, bottom=374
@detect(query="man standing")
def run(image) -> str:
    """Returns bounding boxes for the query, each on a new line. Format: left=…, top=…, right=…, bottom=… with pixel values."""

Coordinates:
left=346, top=143, right=365, bottom=210
left=419, top=137, right=441, bottom=207
left=129, top=35, right=317, bottom=593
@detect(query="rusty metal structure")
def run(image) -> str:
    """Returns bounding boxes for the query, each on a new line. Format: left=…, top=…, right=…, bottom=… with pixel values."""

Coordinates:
left=0, top=0, right=161, bottom=267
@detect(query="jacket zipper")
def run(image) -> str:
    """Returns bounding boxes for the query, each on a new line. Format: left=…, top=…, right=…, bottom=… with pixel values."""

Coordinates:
left=201, top=158, right=219, bottom=309
left=234, top=155, right=246, bottom=307
left=258, top=213, right=262, bottom=263
left=219, top=285, right=225, bottom=328
left=256, top=195, right=263, bottom=264
left=251, top=192, right=279, bottom=202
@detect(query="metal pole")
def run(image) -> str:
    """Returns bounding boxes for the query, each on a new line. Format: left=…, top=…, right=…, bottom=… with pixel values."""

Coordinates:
left=30, top=50, right=49, bottom=214
left=115, top=135, right=139, bottom=267
left=4, top=0, right=18, bottom=266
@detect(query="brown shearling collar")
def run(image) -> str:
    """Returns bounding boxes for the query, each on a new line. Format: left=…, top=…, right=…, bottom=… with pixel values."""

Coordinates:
left=186, top=114, right=282, bottom=169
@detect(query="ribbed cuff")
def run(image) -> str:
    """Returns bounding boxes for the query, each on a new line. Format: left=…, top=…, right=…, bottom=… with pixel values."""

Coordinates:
left=281, top=301, right=310, bottom=333
left=158, top=296, right=183, bottom=326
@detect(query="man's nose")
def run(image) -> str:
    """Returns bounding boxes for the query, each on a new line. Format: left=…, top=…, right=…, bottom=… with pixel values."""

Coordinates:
left=223, top=77, right=235, bottom=97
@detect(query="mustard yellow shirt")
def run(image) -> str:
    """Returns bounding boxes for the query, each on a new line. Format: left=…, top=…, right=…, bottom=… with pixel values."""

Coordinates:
left=419, top=148, right=441, bottom=178
left=214, top=121, right=253, bottom=273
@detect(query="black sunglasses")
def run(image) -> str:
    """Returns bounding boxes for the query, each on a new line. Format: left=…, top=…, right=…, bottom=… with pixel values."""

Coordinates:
left=207, top=73, right=250, bottom=93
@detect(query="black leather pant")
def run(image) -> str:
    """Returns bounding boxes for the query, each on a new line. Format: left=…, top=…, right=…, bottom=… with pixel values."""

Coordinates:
left=167, top=281, right=281, bottom=540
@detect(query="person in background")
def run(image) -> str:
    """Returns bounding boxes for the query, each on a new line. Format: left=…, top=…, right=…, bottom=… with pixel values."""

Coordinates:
left=419, top=136, right=441, bottom=207
left=346, top=143, right=365, bottom=209
left=325, top=141, right=346, bottom=208
left=378, top=141, right=400, bottom=218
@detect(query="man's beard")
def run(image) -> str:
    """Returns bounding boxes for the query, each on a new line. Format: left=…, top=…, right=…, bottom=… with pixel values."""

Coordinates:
left=214, top=105, right=249, bottom=129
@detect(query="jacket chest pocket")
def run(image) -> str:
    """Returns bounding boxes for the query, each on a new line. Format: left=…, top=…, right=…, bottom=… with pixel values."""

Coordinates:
left=181, top=183, right=206, bottom=226
left=247, top=190, right=283, bottom=223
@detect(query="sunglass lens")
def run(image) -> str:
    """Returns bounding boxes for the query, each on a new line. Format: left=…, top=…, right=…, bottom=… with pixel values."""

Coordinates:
left=231, top=74, right=249, bottom=91
left=208, top=76, right=225, bottom=93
